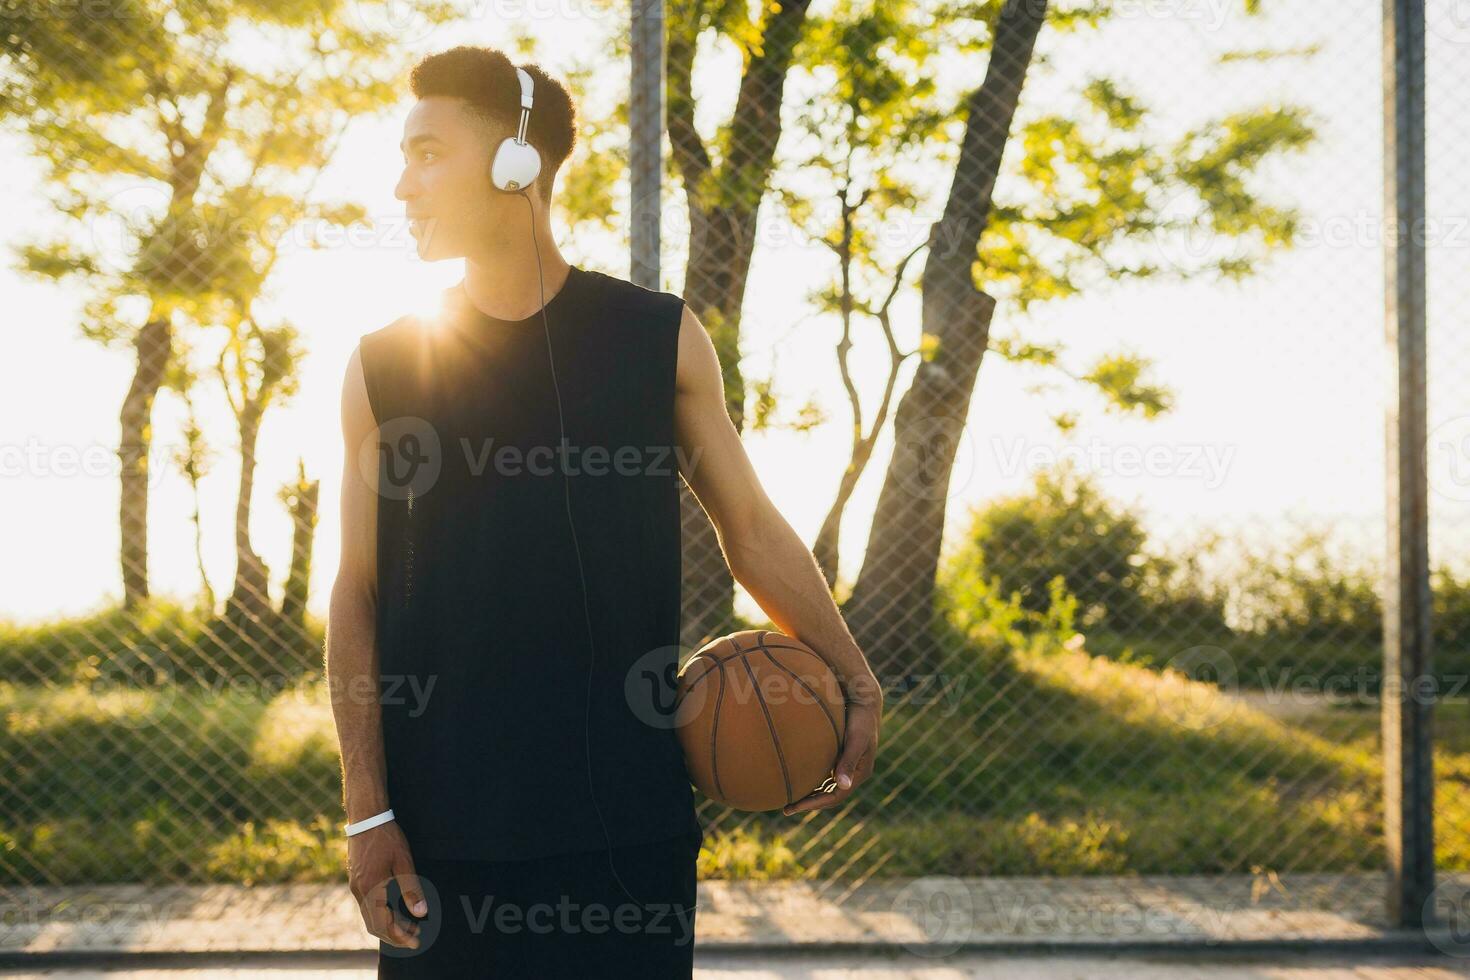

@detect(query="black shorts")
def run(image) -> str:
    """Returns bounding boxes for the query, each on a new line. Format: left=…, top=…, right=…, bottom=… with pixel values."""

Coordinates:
left=377, top=830, right=701, bottom=978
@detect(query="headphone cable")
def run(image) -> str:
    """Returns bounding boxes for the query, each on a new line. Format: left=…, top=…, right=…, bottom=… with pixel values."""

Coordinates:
left=517, top=189, right=701, bottom=916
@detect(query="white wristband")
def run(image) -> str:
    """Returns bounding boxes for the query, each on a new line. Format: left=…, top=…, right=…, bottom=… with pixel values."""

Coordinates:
left=345, top=808, right=395, bottom=836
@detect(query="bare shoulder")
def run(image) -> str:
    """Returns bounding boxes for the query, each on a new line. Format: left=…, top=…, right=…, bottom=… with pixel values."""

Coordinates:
left=337, top=342, right=380, bottom=598
left=675, top=301, right=720, bottom=398
left=340, top=343, right=375, bottom=443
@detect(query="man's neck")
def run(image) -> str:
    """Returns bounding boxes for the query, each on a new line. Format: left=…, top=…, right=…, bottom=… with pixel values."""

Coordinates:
left=461, top=238, right=571, bottom=321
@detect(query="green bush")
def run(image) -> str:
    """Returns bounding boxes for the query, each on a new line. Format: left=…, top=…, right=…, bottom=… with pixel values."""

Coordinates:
left=952, top=460, right=1150, bottom=630
left=942, top=461, right=1469, bottom=692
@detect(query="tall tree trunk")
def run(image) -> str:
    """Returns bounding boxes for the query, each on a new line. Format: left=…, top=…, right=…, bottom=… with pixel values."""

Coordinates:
left=118, top=313, right=171, bottom=610
left=811, top=202, right=857, bottom=590
left=227, top=401, right=272, bottom=628
left=279, top=460, right=318, bottom=631
left=668, top=0, right=814, bottom=649
left=813, top=451, right=868, bottom=591
left=189, top=481, right=215, bottom=616
left=844, top=0, right=1048, bottom=676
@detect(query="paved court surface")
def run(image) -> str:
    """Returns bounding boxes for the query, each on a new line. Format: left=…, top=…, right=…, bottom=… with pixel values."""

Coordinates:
left=0, top=873, right=1430, bottom=954
left=6, top=871, right=1469, bottom=979
left=2, top=949, right=1470, bottom=977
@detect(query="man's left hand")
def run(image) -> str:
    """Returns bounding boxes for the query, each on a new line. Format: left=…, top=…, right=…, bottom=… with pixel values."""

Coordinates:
left=783, top=665, right=883, bottom=816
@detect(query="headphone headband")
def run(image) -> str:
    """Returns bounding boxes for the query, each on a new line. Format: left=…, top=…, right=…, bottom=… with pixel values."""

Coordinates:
left=514, top=66, right=535, bottom=111
left=491, top=64, right=542, bottom=191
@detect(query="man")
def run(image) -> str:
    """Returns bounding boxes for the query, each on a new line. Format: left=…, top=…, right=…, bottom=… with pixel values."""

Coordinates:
left=328, top=45, right=882, bottom=976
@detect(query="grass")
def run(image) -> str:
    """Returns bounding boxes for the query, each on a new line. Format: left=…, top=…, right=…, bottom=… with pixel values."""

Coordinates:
left=1081, top=626, right=1425, bottom=695
left=0, top=597, right=323, bottom=688
left=719, top=632, right=1388, bottom=881
left=0, top=676, right=345, bottom=884
left=5, top=627, right=1466, bottom=886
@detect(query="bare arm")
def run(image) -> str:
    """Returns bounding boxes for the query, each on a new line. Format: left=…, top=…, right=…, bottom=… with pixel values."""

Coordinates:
left=672, top=303, right=883, bottom=815
left=327, top=343, right=423, bottom=949
left=328, top=344, right=389, bottom=825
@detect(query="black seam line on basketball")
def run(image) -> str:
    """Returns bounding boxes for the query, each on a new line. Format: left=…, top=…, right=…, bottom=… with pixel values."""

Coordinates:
left=755, top=630, right=845, bottom=782
left=710, top=659, right=727, bottom=802
left=740, top=640, right=793, bottom=805
left=679, top=646, right=817, bottom=693
left=682, top=658, right=720, bottom=696
left=756, top=646, right=842, bottom=752
left=681, top=641, right=824, bottom=695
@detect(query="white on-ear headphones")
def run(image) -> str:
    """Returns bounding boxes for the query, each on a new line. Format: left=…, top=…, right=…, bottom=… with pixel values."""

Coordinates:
left=490, top=66, right=542, bottom=193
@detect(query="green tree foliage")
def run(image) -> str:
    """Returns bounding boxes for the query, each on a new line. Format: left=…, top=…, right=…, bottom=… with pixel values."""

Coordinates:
left=1, top=0, right=464, bottom=608
left=952, top=459, right=1153, bottom=630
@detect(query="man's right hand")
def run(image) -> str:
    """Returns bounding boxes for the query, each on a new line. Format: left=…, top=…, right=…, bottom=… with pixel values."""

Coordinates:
left=348, top=820, right=425, bottom=949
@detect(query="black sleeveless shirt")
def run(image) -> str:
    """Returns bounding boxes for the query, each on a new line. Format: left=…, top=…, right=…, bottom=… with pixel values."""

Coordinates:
left=357, top=264, right=702, bottom=861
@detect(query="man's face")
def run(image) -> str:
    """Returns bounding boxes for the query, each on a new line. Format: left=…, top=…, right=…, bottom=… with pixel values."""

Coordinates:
left=395, top=96, right=532, bottom=261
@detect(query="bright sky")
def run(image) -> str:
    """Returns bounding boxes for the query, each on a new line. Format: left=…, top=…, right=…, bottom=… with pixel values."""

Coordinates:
left=1, top=0, right=1466, bottom=627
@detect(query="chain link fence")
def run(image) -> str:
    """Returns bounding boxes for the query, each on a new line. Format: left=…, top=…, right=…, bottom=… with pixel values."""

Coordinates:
left=0, top=0, right=1466, bottom=946
left=1426, top=0, right=1470, bottom=932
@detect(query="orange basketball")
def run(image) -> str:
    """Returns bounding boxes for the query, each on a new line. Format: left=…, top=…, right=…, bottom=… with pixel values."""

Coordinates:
left=674, top=629, right=846, bottom=812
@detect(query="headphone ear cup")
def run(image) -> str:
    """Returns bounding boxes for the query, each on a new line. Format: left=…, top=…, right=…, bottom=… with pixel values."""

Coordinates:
left=491, top=138, right=542, bottom=192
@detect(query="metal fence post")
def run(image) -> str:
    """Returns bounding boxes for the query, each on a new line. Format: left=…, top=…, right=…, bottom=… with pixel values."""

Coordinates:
left=1381, top=0, right=1433, bottom=930
left=630, top=0, right=664, bottom=289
